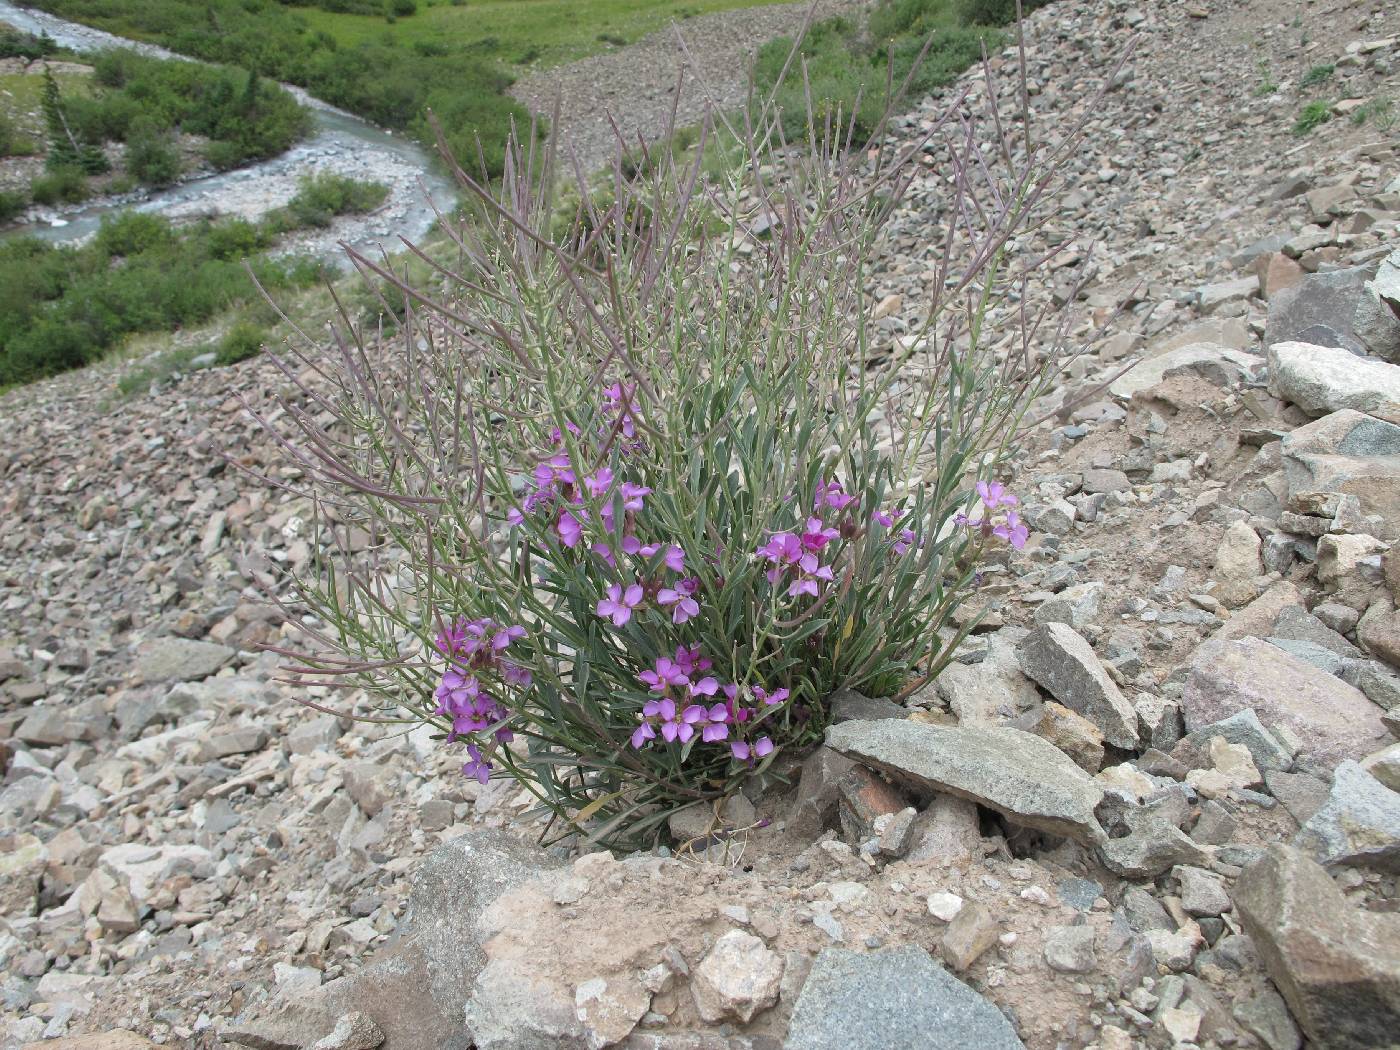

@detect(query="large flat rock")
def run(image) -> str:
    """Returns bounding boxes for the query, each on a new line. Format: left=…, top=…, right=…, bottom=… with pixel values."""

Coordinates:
left=825, top=720, right=1106, bottom=845
left=784, top=945, right=1026, bottom=1050
left=1268, top=340, right=1400, bottom=423
left=1182, top=637, right=1389, bottom=772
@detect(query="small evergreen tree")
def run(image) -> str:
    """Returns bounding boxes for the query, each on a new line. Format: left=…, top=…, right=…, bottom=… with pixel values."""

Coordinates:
left=41, top=66, right=81, bottom=172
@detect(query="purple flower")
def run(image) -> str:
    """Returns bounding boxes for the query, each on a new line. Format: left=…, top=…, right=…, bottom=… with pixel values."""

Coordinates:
left=753, top=686, right=789, bottom=706
left=689, top=676, right=719, bottom=698
left=491, top=625, right=526, bottom=651
left=976, top=480, right=1018, bottom=510
left=639, top=658, right=689, bottom=693
left=596, top=582, right=644, bottom=627
left=506, top=507, right=525, bottom=526
left=658, top=577, right=700, bottom=624
left=673, top=646, right=711, bottom=676
left=872, top=508, right=896, bottom=528
left=893, top=528, right=918, bottom=556
left=757, top=532, right=802, bottom=565
left=814, top=479, right=856, bottom=512
left=462, top=743, right=491, bottom=785
left=630, top=720, right=656, bottom=749
left=753, top=736, right=774, bottom=758
left=731, top=740, right=751, bottom=761
left=557, top=509, right=585, bottom=549
left=993, top=509, right=1030, bottom=550
left=585, top=468, right=614, bottom=498
left=788, top=577, right=820, bottom=598
left=801, top=517, right=839, bottom=553
left=663, top=544, right=686, bottom=573
left=619, top=482, right=651, bottom=512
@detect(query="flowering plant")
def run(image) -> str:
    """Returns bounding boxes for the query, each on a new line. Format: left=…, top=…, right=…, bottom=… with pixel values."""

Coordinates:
left=259, top=40, right=1099, bottom=847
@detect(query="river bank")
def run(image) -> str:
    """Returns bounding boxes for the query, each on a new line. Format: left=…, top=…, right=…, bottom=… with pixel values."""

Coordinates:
left=0, top=1, right=456, bottom=265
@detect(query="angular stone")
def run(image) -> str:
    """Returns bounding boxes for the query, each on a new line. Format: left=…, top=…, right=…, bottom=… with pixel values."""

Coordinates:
left=1018, top=622, right=1138, bottom=748
left=1255, top=251, right=1306, bottom=300
left=1109, top=343, right=1259, bottom=399
left=201, top=726, right=269, bottom=760
left=1341, top=659, right=1400, bottom=709
left=1282, top=410, right=1400, bottom=540
left=828, top=688, right=906, bottom=723
left=905, top=794, right=982, bottom=866
left=1174, top=709, right=1293, bottom=773
left=1181, top=638, right=1388, bottom=771
left=1362, top=743, right=1400, bottom=792
left=690, top=930, right=782, bottom=1024
left=1099, top=804, right=1212, bottom=878
left=1294, top=760, right=1400, bottom=870
left=1266, top=266, right=1400, bottom=359
left=1232, top=986, right=1302, bottom=1050
left=21, top=1034, right=162, bottom=1050
left=785, top=946, right=1026, bottom=1050
left=0, top=833, right=47, bottom=917
left=837, top=766, right=908, bottom=845
left=825, top=720, right=1106, bottom=845
left=1197, top=276, right=1259, bottom=314
left=1017, top=702, right=1105, bottom=772
left=1213, top=521, right=1264, bottom=608
left=573, top=975, right=650, bottom=1049
left=132, top=638, right=235, bottom=685
left=1174, top=865, right=1230, bottom=917
left=933, top=633, right=1041, bottom=725
left=1269, top=341, right=1400, bottom=423
left=1359, top=598, right=1400, bottom=667
left=310, top=1013, right=384, bottom=1050
left=941, top=902, right=1001, bottom=972
left=1265, top=769, right=1332, bottom=827
left=788, top=747, right=857, bottom=839
left=1233, top=845, right=1400, bottom=1050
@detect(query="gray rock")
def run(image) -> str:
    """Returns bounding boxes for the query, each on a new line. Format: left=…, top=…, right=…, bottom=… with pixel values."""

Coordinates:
left=1181, top=638, right=1388, bottom=771
left=1174, top=865, right=1230, bottom=917
left=1265, top=266, right=1400, bottom=360
left=1272, top=605, right=1362, bottom=658
left=1267, top=638, right=1348, bottom=676
left=1268, top=341, right=1400, bottom=422
left=1056, top=877, right=1103, bottom=912
left=1340, top=659, right=1400, bottom=710
left=1175, top=709, right=1294, bottom=773
left=1043, top=926, right=1096, bottom=973
left=223, top=830, right=560, bottom=1050
left=132, top=638, right=235, bottom=685
left=1032, top=581, right=1104, bottom=629
left=784, top=946, right=1026, bottom=1050
left=1282, top=410, right=1400, bottom=540
left=1017, top=622, right=1139, bottom=749
left=289, top=715, right=344, bottom=755
left=828, top=689, right=906, bottom=723
left=933, top=633, right=1041, bottom=725
left=1232, top=986, right=1302, bottom=1050
left=1098, top=802, right=1211, bottom=878
left=1108, top=343, right=1260, bottom=399
left=1264, top=770, right=1332, bottom=826
left=1233, top=845, right=1400, bottom=1050
left=788, top=747, right=857, bottom=839
left=690, top=930, right=783, bottom=1023
left=1294, top=760, right=1400, bottom=870
left=825, top=720, right=1106, bottom=845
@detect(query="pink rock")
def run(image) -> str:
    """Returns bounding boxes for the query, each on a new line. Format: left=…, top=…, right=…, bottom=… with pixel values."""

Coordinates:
left=1182, top=638, right=1389, bottom=771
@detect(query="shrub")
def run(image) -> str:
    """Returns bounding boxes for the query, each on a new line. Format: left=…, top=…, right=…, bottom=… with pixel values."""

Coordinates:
left=215, top=321, right=265, bottom=364
left=123, top=116, right=182, bottom=187
left=0, top=190, right=27, bottom=223
left=30, top=168, right=90, bottom=205
left=389, top=0, right=417, bottom=14
left=264, top=173, right=390, bottom=231
left=1300, top=63, right=1334, bottom=89
left=264, top=45, right=1100, bottom=849
left=1292, top=99, right=1331, bottom=136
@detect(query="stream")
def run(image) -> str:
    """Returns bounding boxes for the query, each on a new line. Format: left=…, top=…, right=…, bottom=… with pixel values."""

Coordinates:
left=0, top=1, right=457, bottom=264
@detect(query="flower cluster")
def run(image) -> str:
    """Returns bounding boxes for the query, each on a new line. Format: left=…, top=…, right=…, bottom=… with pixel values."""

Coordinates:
left=956, top=480, right=1029, bottom=549
left=628, top=646, right=781, bottom=763
left=432, top=617, right=531, bottom=783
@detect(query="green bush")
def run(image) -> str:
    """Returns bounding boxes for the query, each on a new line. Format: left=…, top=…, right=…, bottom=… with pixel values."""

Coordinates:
left=389, top=0, right=417, bottom=14
left=1300, top=63, right=1334, bottom=89
left=0, top=27, right=56, bottom=60
left=266, top=173, right=390, bottom=231
left=0, top=190, right=27, bottom=223
left=271, top=61, right=1076, bottom=847
left=30, top=168, right=90, bottom=205
left=0, top=212, right=329, bottom=386
left=216, top=321, right=265, bottom=364
left=123, top=116, right=182, bottom=187
left=1292, top=99, right=1331, bottom=136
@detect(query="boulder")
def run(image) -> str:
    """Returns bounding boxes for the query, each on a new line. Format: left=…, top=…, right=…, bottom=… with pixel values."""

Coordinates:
left=1108, top=343, right=1259, bottom=399
left=1281, top=410, right=1400, bottom=539
left=1265, top=265, right=1400, bottom=360
left=1181, top=638, right=1388, bottom=771
left=1294, top=761, right=1400, bottom=870
left=1017, top=622, right=1139, bottom=748
left=1268, top=341, right=1400, bottom=423
left=825, top=720, right=1106, bottom=845
left=1233, top=845, right=1400, bottom=1050
left=784, top=946, right=1026, bottom=1050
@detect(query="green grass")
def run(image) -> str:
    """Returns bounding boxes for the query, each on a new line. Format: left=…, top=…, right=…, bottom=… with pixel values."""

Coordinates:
left=1350, top=96, right=1395, bottom=130
left=0, top=174, right=387, bottom=387
left=1292, top=99, right=1331, bottom=136
left=752, top=0, right=1044, bottom=144
left=1299, top=63, right=1334, bottom=89
left=292, top=0, right=798, bottom=66
left=27, top=0, right=797, bottom=179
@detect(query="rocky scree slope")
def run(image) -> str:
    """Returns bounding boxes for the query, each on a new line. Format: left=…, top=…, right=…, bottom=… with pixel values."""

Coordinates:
left=1, top=0, right=1400, bottom=1048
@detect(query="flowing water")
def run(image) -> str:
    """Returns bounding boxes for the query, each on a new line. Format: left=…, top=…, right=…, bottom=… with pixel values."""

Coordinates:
left=0, top=1, right=456, bottom=263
